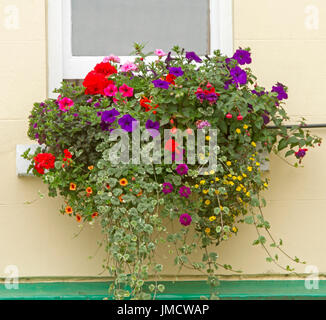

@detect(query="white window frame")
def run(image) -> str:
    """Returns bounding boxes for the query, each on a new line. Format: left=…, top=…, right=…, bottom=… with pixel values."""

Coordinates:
left=47, top=0, right=233, bottom=98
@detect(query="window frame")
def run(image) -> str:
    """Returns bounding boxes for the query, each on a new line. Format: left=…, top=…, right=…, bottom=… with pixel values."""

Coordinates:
left=47, top=0, right=233, bottom=98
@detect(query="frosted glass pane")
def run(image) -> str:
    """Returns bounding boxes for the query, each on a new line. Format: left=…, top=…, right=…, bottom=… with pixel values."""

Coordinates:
left=71, top=0, right=210, bottom=56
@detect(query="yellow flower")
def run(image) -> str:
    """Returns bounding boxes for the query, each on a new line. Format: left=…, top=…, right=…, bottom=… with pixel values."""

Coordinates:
left=210, top=181, right=214, bottom=184
left=195, top=184, right=199, bottom=189
left=246, top=191, right=251, bottom=197
left=232, top=176, right=237, bottom=181
left=210, top=170, right=215, bottom=175
left=251, top=141, right=257, bottom=148
left=215, top=177, right=220, bottom=182
left=200, top=180, right=206, bottom=185
left=250, top=157, right=255, bottom=161
left=236, top=186, right=241, bottom=192
left=215, top=190, right=220, bottom=195
left=236, top=128, right=241, bottom=134
left=205, top=228, right=211, bottom=234
left=209, top=216, right=217, bottom=222
left=204, top=171, right=209, bottom=176
left=232, top=227, right=238, bottom=233
left=226, top=161, right=232, bottom=166
left=227, top=174, right=232, bottom=178
left=256, top=162, right=260, bottom=166
left=205, top=200, right=211, bottom=206
left=203, top=189, right=209, bottom=194
left=264, top=183, right=268, bottom=188
left=247, top=166, right=252, bottom=172
left=229, top=181, right=234, bottom=186
left=220, top=205, right=224, bottom=210
left=237, top=176, right=243, bottom=181
left=206, top=136, right=211, bottom=141
left=243, top=124, right=248, bottom=130
left=242, top=173, right=247, bottom=178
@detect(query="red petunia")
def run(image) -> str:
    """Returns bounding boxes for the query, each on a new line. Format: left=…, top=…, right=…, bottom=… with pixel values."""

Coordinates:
left=83, top=71, right=113, bottom=95
left=166, top=74, right=176, bottom=85
left=63, top=149, right=72, bottom=159
left=34, top=153, right=56, bottom=175
left=94, top=62, right=117, bottom=77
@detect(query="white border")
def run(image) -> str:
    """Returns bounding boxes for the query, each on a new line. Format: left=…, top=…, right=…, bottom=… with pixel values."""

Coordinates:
left=48, top=0, right=234, bottom=88
left=47, top=0, right=63, bottom=98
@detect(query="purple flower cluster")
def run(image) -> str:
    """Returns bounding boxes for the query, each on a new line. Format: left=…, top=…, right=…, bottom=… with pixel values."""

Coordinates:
left=179, top=186, right=191, bottom=198
left=176, top=164, right=188, bottom=176
left=118, top=114, right=138, bottom=132
left=196, top=120, right=211, bottom=129
left=230, top=66, right=247, bottom=86
left=232, top=49, right=252, bottom=65
left=162, top=182, right=173, bottom=194
left=271, top=83, right=288, bottom=101
left=168, top=67, right=184, bottom=77
left=152, top=79, right=170, bottom=89
left=146, top=119, right=160, bottom=138
left=100, top=108, right=120, bottom=131
left=185, top=51, right=202, bottom=63
left=179, top=213, right=192, bottom=226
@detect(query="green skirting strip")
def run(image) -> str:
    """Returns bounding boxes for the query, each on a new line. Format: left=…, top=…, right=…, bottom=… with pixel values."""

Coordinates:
left=0, top=280, right=325, bottom=300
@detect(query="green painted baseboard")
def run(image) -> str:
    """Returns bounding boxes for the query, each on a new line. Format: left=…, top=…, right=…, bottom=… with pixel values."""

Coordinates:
left=0, top=280, right=324, bottom=300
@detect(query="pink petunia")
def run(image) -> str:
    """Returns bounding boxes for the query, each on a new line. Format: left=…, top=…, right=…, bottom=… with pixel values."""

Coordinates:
left=154, top=49, right=167, bottom=57
left=103, top=54, right=120, bottom=63
left=58, top=97, right=74, bottom=112
left=104, top=84, right=118, bottom=97
left=119, top=84, right=134, bottom=97
left=120, top=61, right=138, bottom=73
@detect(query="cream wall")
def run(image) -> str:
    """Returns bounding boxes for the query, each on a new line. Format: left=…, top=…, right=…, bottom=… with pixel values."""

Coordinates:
left=0, top=0, right=325, bottom=279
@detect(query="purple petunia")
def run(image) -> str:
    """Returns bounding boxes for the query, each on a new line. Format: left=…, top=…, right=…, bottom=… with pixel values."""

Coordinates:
left=186, top=51, right=202, bottom=63
left=101, top=108, right=120, bottom=124
left=262, top=111, right=270, bottom=125
left=252, top=88, right=266, bottom=97
left=196, top=120, right=211, bottom=129
left=176, top=164, right=189, bottom=176
left=168, top=67, right=184, bottom=77
left=146, top=119, right=160, bottom=138
left=162, top=182, right=174, bottom=194
left=179, top=186, right=191, bottom=198
left=230, top=66, right=247, bottom=86
left=179, top=213, right=192, bottom=226
left=271, top=83, right=288, bottom=101
left=152, top=79, right=170, bottom=89
left=232, top=49, right=252, bottom=65
left=118, top=114, right=138, bottom=132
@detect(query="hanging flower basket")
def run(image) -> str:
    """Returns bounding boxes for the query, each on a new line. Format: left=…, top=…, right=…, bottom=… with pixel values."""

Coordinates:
left=23, top=44, right=322, bottom=300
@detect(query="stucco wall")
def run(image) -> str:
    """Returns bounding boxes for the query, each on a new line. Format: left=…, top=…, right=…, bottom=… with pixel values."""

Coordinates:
left=0, top=0, right=325, bottom=279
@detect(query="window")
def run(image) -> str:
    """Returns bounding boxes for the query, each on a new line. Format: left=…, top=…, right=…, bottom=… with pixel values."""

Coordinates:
left=47, top=0, right=233, bottom=98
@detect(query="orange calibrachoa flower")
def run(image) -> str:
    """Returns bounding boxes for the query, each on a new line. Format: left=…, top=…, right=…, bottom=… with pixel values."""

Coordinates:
left=119, top=178, right=128, bottom=186
left=119, top=194, right=124, bottom=203
left=76, top=214, right=82, bottom=223
left=137, top=190, right=143, bottom=197
left=88, top=166, right=94, bottom=170
left=70, top=183, right=77, bottom=191
left=65, top=206, right=73, bottom=214
left=92, top=212, right=99, bottom=218
left=86, top=187, right=93, bottom=194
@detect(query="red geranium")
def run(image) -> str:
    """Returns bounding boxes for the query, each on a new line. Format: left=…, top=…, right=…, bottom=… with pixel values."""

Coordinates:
left=140, top=96, right=159, bottom=112
left=34, top=153, right=56, bottom=175
left=83, top=71, right=114, bottom=95
left=166, top=74, right=176, bottom=85
left=64, top=149, right=72, bottom=159
left=94, top=62, right=117, bottom=77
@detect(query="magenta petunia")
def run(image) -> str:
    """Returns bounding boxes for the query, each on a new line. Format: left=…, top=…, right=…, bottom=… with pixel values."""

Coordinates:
left=176, top=164, right=189, bottom=176
left=179, top=186, right=191, bottom=198
left=58, top=97, right=74, bottom=112
left=162, top=182, right=173, bottom=194
left=179, top=213, right=192, bottom=226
